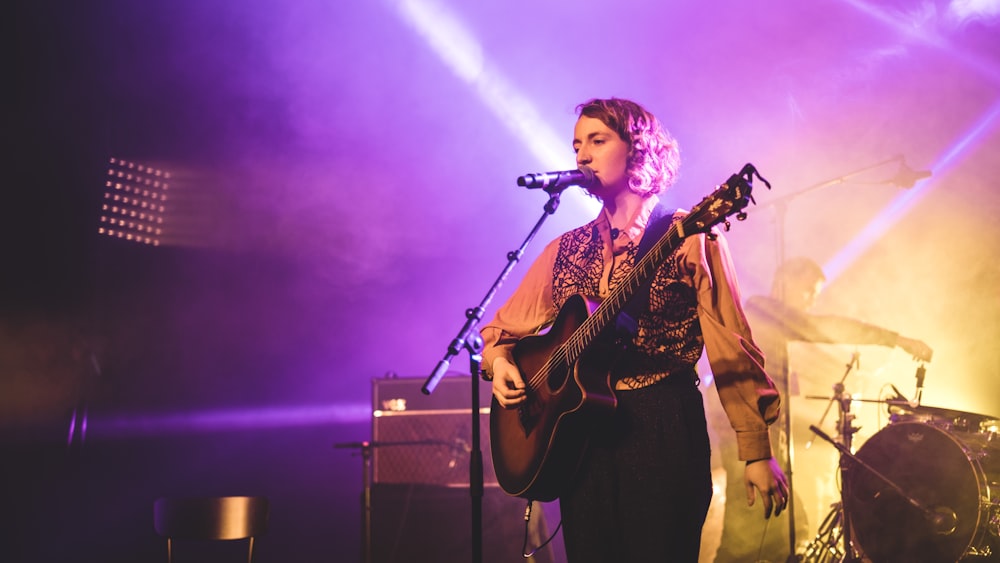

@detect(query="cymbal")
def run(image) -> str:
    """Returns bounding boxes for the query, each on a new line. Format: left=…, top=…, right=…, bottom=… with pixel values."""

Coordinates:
left=806, top=397, right=998, bottom=425
left=887, top=402, right=1000, bottom=433
left=803, top=395, right=897, bottom=405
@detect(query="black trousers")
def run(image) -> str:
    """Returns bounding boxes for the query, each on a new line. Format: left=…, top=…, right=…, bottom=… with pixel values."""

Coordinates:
left=560, top=374, right=713, bottom=563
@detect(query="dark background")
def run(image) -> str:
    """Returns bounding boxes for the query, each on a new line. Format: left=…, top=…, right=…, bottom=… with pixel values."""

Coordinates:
left=4, top=1, right=999, bottom=561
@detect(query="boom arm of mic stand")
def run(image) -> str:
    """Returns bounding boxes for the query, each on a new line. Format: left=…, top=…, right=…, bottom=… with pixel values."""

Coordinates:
left=423, top=191, right=562, bottom=395
left=756, top=156, right=903, bottom=212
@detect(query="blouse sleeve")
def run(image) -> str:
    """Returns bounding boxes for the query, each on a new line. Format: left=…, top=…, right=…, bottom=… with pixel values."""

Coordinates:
left=685, top=228, right=781, bottom=462
left=480, top=237, right=561, bottom=379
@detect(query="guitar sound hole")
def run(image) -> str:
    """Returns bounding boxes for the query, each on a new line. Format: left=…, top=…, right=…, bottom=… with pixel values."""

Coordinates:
left=547, top=359, right=569, bottom=392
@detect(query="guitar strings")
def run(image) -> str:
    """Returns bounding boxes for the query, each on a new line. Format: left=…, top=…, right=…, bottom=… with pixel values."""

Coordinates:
left=525, top=217, right=688, bottom=392
left=522, top=186, right=738, bottom=392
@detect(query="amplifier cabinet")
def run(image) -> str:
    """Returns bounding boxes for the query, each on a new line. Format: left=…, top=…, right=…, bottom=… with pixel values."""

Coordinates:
left=371, top=375, right=498, bottom=486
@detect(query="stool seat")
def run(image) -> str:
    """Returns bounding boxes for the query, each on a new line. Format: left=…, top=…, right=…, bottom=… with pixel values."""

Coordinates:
left=154, top=495, right=269, bottom=562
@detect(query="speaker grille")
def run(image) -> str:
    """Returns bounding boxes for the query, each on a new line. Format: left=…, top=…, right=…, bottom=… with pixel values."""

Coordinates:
left=373, top=410, right=497, bottom=486
left=372, top=377, right=498, bottom=486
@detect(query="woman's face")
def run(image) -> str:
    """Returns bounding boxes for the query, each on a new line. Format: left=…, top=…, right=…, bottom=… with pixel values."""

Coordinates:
left=573, top=115, right=631, bottom=199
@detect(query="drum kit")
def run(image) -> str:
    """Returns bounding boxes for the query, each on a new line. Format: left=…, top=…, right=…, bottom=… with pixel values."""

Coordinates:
left=797, top=362, right=1000, bottom=562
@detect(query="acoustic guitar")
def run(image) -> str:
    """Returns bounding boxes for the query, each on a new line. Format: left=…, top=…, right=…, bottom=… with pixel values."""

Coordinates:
left=489, top=164, right=769, bottom=501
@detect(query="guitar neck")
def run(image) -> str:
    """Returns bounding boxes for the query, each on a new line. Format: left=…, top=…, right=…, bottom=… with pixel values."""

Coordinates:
left=562, top=220, right=686, bottom=365
left=554, top=166, right=762, bottom=369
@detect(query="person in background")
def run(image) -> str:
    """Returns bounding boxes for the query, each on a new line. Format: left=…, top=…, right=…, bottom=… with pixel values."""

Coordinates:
left=713, top=256, right=933, bottom=562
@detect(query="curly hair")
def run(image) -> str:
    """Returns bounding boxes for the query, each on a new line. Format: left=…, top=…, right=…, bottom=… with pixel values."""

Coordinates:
left=576, top=98, right=681, bottom=196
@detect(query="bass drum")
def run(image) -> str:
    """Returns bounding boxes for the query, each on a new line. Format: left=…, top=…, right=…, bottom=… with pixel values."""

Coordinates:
left=844, top=421, right=1000, bottom=562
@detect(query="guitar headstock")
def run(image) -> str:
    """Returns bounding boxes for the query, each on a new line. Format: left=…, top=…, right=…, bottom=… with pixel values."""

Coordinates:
left=682, top=163, right=771, bottom=238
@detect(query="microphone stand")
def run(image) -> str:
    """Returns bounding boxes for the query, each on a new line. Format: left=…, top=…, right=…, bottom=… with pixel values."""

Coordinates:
left=422, top=188, right=566, bottom=563
left=333, top=440, right=374, bottom=563
left=756, top=155, right=903, bottom=213
left=757, top=156, right=904, bottom=562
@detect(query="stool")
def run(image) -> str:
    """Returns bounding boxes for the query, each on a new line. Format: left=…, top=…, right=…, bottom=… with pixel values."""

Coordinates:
left=153, top=495, right=269, bottom=563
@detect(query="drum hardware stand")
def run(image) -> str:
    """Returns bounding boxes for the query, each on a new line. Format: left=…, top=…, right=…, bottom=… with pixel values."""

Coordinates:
left=802, top=393, right=959, bottom=562
left=801, top=375, right=862, bottom=563
left=798, top=501, right=846, bottom=563
left=799, top=353, right=858, bottom=561
left=799, top=354, right=930, bottom=562
left=804, top=352, right=860, bottom=451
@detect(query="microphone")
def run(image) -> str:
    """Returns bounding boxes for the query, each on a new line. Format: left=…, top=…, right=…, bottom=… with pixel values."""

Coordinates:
left=929, top=505, right=957, bottom=535
left=517, top=165, right=595, bottom=192
left=891, top=160, right=932, bottom=188
left=913, top=363, right=926, bottom=407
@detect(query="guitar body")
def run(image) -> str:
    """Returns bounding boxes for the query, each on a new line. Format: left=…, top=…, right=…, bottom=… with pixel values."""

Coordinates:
left=489, top=294, right=618, bottom=501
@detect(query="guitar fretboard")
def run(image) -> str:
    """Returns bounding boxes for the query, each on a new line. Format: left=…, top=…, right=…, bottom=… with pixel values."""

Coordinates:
left=525, top=185, right=744, bottom=392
